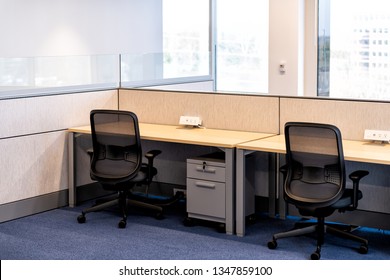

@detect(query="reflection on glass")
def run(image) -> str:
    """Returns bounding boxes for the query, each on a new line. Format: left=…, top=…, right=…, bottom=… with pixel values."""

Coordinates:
left=121, top=52, right=210, bottom=85
left=216, top=0, right=269, bottom=94
left=163, top=0, right=210, bottom=79
left=121, top=0, right=211, bottom=87
left=318, top=0, right=390, bottom=100
left=0, top=54, right=119, bottom=96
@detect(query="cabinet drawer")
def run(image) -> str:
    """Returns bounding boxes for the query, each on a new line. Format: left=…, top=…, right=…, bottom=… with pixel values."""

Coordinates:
left=187, top=162, right=225, bottom=182
left=186, top=178, right=225, bottom=219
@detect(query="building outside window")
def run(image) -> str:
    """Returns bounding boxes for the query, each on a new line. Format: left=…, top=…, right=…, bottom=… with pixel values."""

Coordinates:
left=215, top=0, right=269, bottom=93
left=318, top=0, right=390, bottom=100
left=163, top=0, right=210, bottom=79
left=163, top=0, right=269, bottom=94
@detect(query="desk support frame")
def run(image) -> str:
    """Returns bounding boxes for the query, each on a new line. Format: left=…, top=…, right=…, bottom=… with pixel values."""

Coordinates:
left=236, top=149, right=247, bottom=237
left=222, top=147, right=235, bottom=235
left=236, top=149, right=278, bottom=237
left=68, top=131, right=76, bottom=208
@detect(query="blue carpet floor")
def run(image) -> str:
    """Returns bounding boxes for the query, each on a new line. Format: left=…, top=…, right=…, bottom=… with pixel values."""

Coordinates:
left=0, top=201, right=389, bottom=260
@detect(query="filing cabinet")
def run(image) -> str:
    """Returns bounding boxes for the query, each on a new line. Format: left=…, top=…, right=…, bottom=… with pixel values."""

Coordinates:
left=186, top=152, right=226, bottom=224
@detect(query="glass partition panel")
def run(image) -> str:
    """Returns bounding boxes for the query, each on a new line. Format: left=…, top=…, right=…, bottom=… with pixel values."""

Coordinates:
left=120, top=52, right=211, bottom=87
left=121, top=0, right=211, bottom=88
left=0, top=54, right=119, bottom=98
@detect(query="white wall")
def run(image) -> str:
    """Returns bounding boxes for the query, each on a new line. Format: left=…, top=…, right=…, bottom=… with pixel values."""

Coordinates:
left=0, top=0, right=162, bottom=57
left=268, top=0, right=305, bottom=96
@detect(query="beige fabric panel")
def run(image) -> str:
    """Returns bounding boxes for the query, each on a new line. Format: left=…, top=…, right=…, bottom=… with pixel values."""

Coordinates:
left=0, top=131, right=67, bottom=204
left=280, top=98, right=390, bottom=140
left=119, top=89, right=280, bottom=134
left=0, top=89, right=118, bottom=204
left=0, top=90, right=118, bottom=138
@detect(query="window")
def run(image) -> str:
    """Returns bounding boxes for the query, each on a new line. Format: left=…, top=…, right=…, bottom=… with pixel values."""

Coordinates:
left=318, top=0, right=390, bottom=100
left=216, top=0, right=269, bottom=93
left=121, top=0, right=210, bottom=87
left=163, top=0, right=210, bottom=79
left=0, top=55, right=119, bottom=98
left=121, top=0, right=269, bottom=92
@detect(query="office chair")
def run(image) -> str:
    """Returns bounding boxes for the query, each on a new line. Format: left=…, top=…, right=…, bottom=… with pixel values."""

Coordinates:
left=267, top=122, right=369, bottom=260
left=77, top=109, right=163, bottom=228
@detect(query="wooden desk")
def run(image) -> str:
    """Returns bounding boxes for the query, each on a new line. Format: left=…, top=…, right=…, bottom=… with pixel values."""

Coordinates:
left=238, top=134, right=390, bottom=163
left=236, top=134, right=390, bottom=236
left=68, top=123, right=274, bottom=235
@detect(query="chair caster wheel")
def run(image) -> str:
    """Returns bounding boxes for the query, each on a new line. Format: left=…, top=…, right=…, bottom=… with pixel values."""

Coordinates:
left=246, top=214, right=257, bottom=225
left=155, top=212, right=164, bottom=220
left=216, top=223, right=226, bottom=233
left=311, top=252, right=321, bottom=260
left=183, top=217, right=195, bottom=227
left=267, top=240, right=277, bottom=249
left=77, top=215, right=86, bottom=224
left=358, top=244, right=368, bottom=254
left=118, top=219, right=127, bottom=228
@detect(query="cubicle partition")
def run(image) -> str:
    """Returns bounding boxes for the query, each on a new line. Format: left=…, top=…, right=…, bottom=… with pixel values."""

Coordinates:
left=280, top=97, right=390, bottom=140
left=118, top=89, right=280, bottom=133
left=3, top=87, right=390, bottom=231
left=0, top=90, right=118, bottom=222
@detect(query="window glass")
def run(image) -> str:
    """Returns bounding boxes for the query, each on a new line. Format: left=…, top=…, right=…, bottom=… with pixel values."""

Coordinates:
left=318, top=0, right=390, bottom=100
left=216, top=0, right=269, bottom=93
left=122, top=0, right=210, bottom=86
left=0, top=55, right=119, bottom=98
left=163, top=0, right=210, bottom=79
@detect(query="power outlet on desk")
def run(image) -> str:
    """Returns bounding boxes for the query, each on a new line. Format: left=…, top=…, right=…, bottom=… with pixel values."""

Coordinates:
left=179, top=116, right=202, bottom=127
left=364, top=129, right=390, bottom=143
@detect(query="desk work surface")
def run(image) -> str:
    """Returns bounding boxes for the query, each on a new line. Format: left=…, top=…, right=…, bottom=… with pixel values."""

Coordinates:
left=237, top=134, right=390, bottom=165
left=68, top=123, right=275, bottom=148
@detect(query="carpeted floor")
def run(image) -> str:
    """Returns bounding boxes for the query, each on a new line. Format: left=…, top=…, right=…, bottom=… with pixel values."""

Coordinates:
left=1, top=200, right=389, bottom=260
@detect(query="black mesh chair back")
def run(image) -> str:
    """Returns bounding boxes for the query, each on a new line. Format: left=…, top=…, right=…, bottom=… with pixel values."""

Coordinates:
left=284, top=123, right=345, bottom=210
left=90, top=110, right=142, bottom=184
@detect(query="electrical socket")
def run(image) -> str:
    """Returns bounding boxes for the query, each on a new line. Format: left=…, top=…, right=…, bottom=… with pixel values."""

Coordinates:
left=173, top=188, right=186, bottom=197
left=364, top=129, right=390, bottom=142
left=179, top=116, right=202, bottom=127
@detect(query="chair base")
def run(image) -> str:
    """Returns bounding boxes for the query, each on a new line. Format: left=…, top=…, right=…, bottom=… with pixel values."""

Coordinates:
left=267, top=220, right=368, bottom=260
left=293, top=218, right=359, bottom=233
left=128, top=190, right=185, bottom=208
left=77, top=191, right=165, bottom=228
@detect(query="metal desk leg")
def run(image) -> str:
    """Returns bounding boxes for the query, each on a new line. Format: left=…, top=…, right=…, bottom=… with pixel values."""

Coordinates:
left=236, top=148, right=246, bottom=237
left=268, top=153, right=277, bottom=218
left=277, top=153, right=287, bottom=219
left=68, top=132, right=76, bottom=207
left=224, top=148, right=235, bottom=235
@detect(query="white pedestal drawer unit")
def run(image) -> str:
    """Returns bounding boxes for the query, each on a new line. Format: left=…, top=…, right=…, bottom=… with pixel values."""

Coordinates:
left=186, top=153, right=226, bottom=224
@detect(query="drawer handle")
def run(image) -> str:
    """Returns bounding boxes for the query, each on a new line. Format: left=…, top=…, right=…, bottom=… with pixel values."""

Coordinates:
left=196, top=166, right=216, bottom=174
left=195, top=182, right=216, bottom=189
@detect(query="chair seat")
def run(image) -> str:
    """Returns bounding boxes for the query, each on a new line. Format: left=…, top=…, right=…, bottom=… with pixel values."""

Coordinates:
left=101, top=171, right=147, bottom=191
left=332, top=189, right=362, bottom=209
left=298, top=189, right=363, bottom=217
